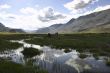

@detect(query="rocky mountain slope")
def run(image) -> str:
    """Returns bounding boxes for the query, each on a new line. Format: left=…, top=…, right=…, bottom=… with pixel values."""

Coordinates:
left=0, top=22, right=25, bottom=33
left=36, top=9, right=110, bottom=33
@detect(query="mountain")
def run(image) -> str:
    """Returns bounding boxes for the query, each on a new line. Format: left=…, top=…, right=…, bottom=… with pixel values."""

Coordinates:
left=0, top=23, right=10, bottom=32
left=36, top=9, right=110, bottom=33
left=0, top=22, right=25, bottom=33
left=9, top=29, right=25, bottom=33
left=37, top=24, right=63, bottom=34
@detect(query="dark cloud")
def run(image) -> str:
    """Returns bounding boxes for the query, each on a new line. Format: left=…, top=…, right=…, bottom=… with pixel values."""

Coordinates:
left=8, top=16, right=16, bottom=19
left=64, top=0, right=99, bottom=10
left=38, top=8, right=66, bottom=22
left=74, top=0, right=93, bottom=9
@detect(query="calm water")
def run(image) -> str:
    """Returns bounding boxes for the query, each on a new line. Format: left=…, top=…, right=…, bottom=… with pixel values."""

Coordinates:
left=0, top=40, right=110, bottom=73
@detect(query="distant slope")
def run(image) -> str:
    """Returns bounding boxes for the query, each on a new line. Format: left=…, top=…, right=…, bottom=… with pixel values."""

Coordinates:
left=9, top=29, right=25, bottom=33
left=36, top=9, right=110, bottom=33
left=0, top=22, right=25, bottom=33
left=36, top=24, right=63, bottom=34
left=0, top=23, right=10, bottom=32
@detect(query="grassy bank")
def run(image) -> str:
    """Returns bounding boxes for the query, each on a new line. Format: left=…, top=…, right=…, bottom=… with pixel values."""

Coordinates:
left=1, top=33, right=110, bottom=57
left=0, top=59, right=48, bottom=73
left=0, top=39, right=23, bottom=51
left=24, top=33, right=110, bottom=57
left=0, top=33, right=48, bottom=73
left=22, top=47, right=42, bottom=58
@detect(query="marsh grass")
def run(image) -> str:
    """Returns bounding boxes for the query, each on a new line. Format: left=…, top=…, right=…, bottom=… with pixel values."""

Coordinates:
left=0, top=39, right=23, bottom=51
left=1, top=33, right=110, bottom=58
left=24, top=33, right=110, bottom=57
left=64, top=49, right=72, bottom=53
left=0, top=33, right=48, bottom=73
left=0, top=59, right=48, bottom=73
left=79, top=54, right=88, bottom=59
left=106, top=60, right=110, bottom=67
left=21, top=47, right=42, bottom=58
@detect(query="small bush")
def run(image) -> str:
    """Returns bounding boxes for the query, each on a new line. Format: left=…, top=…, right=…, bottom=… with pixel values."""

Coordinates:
left=106, top=60, right=110, bottom=67
left=21, top=47, right=42, bottom=58
left=64, top=49, right=72, bottom=53
left=79, top=54, right=88, bottom=59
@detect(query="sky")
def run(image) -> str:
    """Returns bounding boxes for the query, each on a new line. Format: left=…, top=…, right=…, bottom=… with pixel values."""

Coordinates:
left=0, top=0, right=110, bottom=30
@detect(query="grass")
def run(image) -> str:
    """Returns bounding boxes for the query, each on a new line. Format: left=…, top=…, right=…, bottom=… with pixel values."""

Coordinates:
left=25, top=33, right=110, bottom=49
left=1, top=33, right=110, bottom=57
left=0, top=59, right=48, bottom=73
left=21, top=47, right=42, bottom=58
left=0, top=39, right=23, bottom=51
left=24, top=33, right=110, bottom=57
left=106, top=60, right=110, bottom=67
left=64, top=49, right=72, bottom=53
left=0, top=33, right=110, bottom=72
left=0, top=33, right=48, bottom=73
left=79, top=54, right=88, bottom=59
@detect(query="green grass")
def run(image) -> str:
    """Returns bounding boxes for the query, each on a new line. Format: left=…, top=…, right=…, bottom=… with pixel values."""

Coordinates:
left=21, top=47, right=42, bottom=58
left=64, top=49, right=72, bottom=53
left=0, top=33, right=48, bottom=73
left=0, top=39, right=23, bottom=51
left=1, top=33, right=110, bottom=57
left=106, top=60, right=110, bottom=67
left=0, top=33, right=110, bottom=72
left=24, top=33, right=110, bottom=57
left=79, top=54, right=88, bottom=59
left=0, top=59, right=48, bottom=73
left=25, top=33, right=110, bottom=49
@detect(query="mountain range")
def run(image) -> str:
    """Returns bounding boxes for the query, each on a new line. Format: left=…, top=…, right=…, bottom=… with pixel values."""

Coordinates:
left=0, top=8, right=110, bottom=33
left=36, top=9, right=110, bottom=33
left=0, top=23, right=25, bottom=33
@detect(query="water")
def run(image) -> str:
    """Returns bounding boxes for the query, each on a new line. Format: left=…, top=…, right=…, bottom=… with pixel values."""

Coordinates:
left=0, top=40, right=110, bottom=73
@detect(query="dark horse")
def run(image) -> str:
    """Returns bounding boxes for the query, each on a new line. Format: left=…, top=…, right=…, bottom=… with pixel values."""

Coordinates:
left=47, top=32, right=59, bottom=38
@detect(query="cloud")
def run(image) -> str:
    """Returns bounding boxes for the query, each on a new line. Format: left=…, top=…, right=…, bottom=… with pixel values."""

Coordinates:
left=38, top=7, right=66, bottom=22
left=92, top=5, right=110, bottom=12
left=83, top=5, right=110, bottom=15
left=8, top=16, right=16, bottom=19
left=20, top=7, right=37, bottom=14
left=63, top=4, right=110, bottom=19
left=0, top=6, right=70, bottom=30
left=64, top=0, right=99, bottom=10
left=0, top=4, right=11, bottom=10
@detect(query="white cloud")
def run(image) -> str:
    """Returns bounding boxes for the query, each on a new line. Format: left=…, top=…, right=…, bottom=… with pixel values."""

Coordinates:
left=63, top=0, right=110, bottom=18
left=92, top=5, right=110, bottom=12
left=38, top=7, right=66, bottom=22
left=71, top=5, right=110, bottom=18
left=0, top=4, right=11, bottom=10
left=20, top=7, right=37, bottom=14
left=0, top=6, right=70, bottom=30
left=64, top=0, right=98, bottom=10
left=83, top=5, right=110, bottom=15
left=0, top=12, right=42, bottom=30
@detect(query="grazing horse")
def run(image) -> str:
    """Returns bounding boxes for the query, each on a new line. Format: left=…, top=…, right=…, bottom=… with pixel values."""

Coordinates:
left=48, top=33, right=52, bottom=38
left=47, top=32, right=59, bottom=38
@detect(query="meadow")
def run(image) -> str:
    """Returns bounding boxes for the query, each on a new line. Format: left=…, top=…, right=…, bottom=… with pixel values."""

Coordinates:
left=0, top=33, right=48, bottom=73
left=0, top=59, right=48, bottom=73
left=1, top=33, right=110, bottom=57
left=24, top=33, right=110, bottom=57
left=0, top=33, right=110, bottom=72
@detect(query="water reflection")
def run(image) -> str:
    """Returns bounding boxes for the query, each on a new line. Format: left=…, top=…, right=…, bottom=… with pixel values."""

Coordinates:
left=0, top=40, right=110, bottom=73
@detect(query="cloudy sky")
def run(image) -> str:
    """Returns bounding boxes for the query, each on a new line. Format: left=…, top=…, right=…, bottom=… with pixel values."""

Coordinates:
left=0, top=0, right=110, bottom=30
